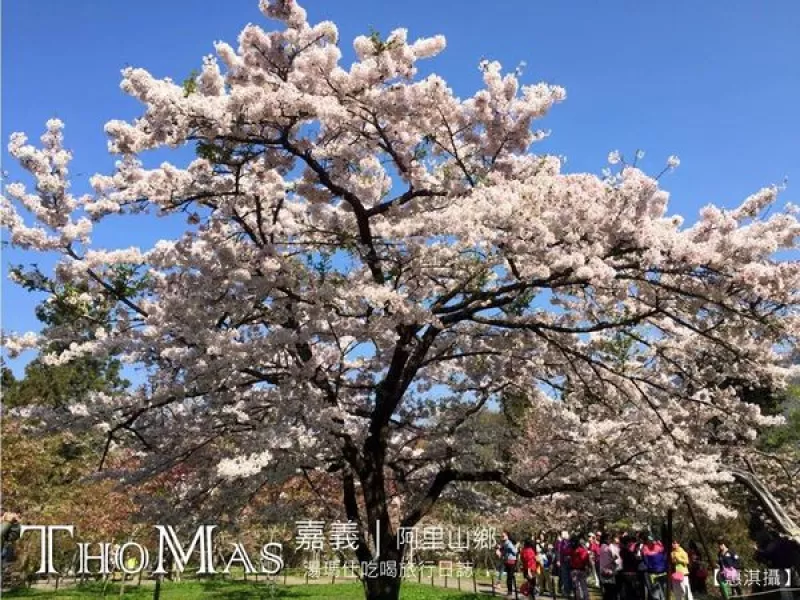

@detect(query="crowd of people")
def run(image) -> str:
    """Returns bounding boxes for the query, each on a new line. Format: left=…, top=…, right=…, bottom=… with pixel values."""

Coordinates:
left=494, top=529, right=740, bottom=600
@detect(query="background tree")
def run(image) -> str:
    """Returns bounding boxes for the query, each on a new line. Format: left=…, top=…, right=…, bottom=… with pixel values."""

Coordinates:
left=1, top=273, right=138, bottom=584
left=751, top=380, right=800, bottom=520
left=3, top=1, right=799, bottom=598
left=3, top=263, right=132, bottom=409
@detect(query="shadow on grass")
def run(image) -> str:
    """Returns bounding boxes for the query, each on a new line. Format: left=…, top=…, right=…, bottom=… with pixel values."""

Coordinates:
left=2, top=581, right=117, bottom=598
left=2, top=579, right=486, bottom=599
left=195, top=579, right=486, bottom=599
left=197, top=578, right=364, bottom=598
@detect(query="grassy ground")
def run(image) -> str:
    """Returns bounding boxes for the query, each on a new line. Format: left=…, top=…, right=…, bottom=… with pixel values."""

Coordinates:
left=1, top=580, right=488, bottom=599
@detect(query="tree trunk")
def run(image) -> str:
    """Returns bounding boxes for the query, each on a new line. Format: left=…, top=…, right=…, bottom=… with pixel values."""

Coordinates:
left=342, top=462, right=409, bottom=600
left=684, top=497, right=717, bottom=575
left=355, top=509, right=406, bottom=600
left=360, top=545, right=405, bottom=600
left=363, top=573, right=402, bottom=600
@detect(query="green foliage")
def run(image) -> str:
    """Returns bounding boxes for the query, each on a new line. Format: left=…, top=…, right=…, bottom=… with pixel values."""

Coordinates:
left=2, top=356, right=127, bottom=409
left=672, top=510, right=758, bottom=572
left=4, top=264, right=138, bottom=408
left=10, top=263, right=145, bottom=331
left=759, top=383, right=800, bottom=452
left=182, top=70, right=199, bottom=97
left=503, top=288, right=536, bottom=317
left=412, top=135, right=435, bottom=162
left=501, top=389, right=530, bottom=427
left=596, top=330, right=636, bottom=370
left=195, top=142, right=234, bottom=163
left=367, top=28, right=402, bottom=54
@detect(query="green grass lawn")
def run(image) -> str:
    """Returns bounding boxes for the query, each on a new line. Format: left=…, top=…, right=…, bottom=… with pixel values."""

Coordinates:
left=1, top=580, right=486, bottom=599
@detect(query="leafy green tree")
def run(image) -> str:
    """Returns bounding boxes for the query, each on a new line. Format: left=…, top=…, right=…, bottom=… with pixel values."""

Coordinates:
left=2, top=268, right=140, bottom=584
left=4, top=264, right=137, bottom=408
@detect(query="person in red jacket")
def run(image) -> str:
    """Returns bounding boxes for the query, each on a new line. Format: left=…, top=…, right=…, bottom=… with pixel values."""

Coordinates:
left=571, top=538, right=591, bottom=600
left=521, top=538, right=539, bottom=598
left=588, top=534, right=601, bottom=559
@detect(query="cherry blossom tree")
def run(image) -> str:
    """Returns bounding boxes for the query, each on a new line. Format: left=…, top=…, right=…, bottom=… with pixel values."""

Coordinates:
left=3, top=1, right=799, bottom=597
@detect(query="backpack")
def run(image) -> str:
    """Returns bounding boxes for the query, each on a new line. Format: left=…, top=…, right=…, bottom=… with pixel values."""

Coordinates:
left=540, top=552, right=550, bottom=569
left=503, top=541, right=518, bottom=567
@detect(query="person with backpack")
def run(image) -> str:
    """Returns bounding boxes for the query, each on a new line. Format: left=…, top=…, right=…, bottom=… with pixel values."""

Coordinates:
left=717, top=539, right=742, bottom=597
left=501, top=530, right=519, bottom=597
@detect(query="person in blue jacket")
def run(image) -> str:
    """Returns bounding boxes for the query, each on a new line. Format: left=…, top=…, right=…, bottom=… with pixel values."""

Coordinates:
left=641, top=534, right=668, bottom=600
left=500, top=530, right=519, bottom=597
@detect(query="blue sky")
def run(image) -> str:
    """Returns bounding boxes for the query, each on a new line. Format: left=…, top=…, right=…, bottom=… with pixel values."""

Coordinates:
left=3, top=0, right=799, bottom=375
